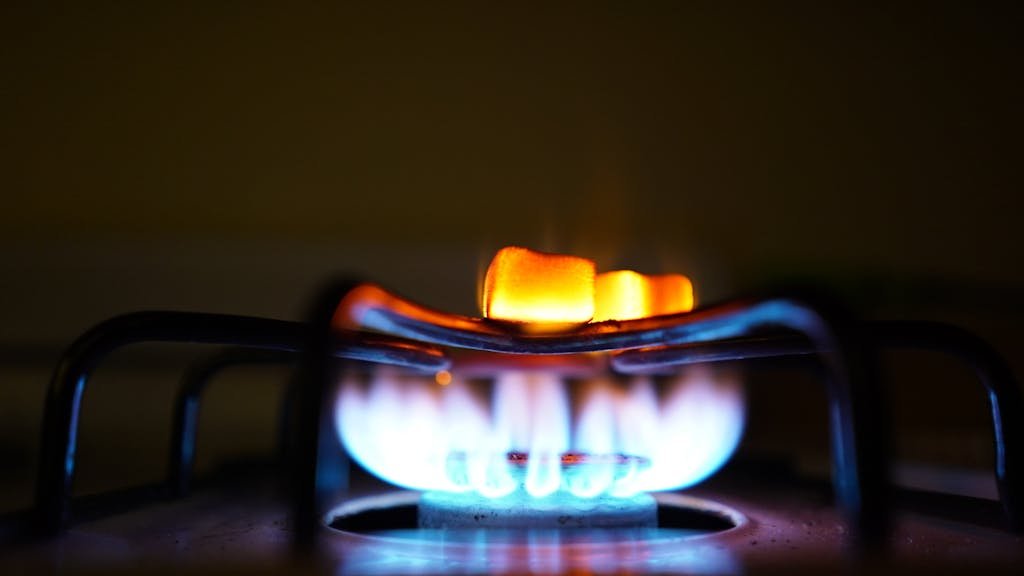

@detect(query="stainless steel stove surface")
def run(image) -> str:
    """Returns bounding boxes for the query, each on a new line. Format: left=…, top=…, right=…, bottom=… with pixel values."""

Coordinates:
left=3, top=465, right=1022, bottom=574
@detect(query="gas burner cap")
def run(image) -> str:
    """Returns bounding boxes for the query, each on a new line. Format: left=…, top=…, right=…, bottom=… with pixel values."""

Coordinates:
left=503, top=451, right=651, bottom=469
left=443, top=450, right=652, bottom=471
left=441, top=451, right=653, bottom=498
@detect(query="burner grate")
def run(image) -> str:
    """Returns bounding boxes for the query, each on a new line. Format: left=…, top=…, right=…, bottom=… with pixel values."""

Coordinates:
left=21, top=278, right=1024, bottom=559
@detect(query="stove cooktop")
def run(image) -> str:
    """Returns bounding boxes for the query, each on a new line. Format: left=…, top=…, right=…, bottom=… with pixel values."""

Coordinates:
left=3, top=465, right=1022, bottom=574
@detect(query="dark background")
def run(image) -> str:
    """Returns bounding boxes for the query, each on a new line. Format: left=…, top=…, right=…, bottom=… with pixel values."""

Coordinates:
left=1, top=1, right=1021, bottom=510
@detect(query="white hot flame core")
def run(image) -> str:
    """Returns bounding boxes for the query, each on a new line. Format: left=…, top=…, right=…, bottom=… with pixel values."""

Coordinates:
left=335, top=366, right=745, bottom=499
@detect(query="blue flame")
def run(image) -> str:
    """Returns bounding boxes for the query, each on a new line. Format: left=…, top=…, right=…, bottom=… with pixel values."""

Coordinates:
left=335, top=365, right=745, bottom=498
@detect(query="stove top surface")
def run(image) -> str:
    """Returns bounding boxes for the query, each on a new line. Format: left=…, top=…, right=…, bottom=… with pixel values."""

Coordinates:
left=4, top=468, right=1021, bottom=574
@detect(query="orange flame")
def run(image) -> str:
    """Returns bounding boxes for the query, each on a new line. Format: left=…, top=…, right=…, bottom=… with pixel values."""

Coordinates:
left=482, top=246, right=695, bottom=326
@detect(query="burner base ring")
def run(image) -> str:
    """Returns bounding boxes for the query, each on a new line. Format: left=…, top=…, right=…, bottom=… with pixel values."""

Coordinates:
left=417, top=490, right=658, bottom=529
left=325, top=490, right=745, bottom=536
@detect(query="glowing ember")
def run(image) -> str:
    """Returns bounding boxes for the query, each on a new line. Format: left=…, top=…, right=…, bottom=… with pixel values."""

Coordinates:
left=334, top=366, right=744, bottom=499
left=481, top=246, right=695, bottom=326
left=434, top=370, right=452, bottom=386
left=594, top=270, right=695, bottom=322
left=482, top=246, right=596, bottom=325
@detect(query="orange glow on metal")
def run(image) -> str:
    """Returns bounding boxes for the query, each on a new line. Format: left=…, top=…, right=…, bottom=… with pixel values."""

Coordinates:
left=480, top=246, right=695, bottom=326
left=593, top=270, right=694, bottom=322
left=482, top=246, right=596, bottom=324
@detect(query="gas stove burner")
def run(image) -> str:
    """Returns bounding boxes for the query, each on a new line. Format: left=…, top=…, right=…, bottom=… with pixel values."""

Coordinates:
left=445, top=451, right=652, bottom=485
left=327, top=489, right=743, bottom=536
left=324, top=491, right=746, bottom=573
left=503, top=451, right=650, bottom=468
left=21, top=248, right=1023, bottom=573
left=446, top=451, right=650, bottom=470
